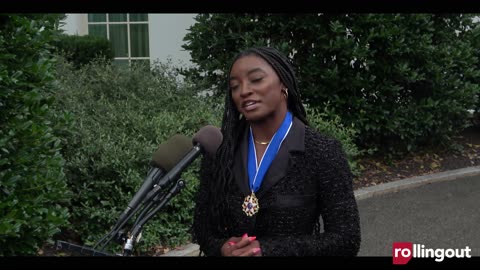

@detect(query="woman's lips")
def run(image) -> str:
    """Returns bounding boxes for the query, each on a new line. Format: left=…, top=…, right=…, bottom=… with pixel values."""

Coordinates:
left=242, top=100, right=259, bottom=111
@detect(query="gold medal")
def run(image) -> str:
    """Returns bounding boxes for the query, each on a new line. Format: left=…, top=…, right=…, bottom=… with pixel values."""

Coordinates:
left=242, top=191, right=259, bottom=217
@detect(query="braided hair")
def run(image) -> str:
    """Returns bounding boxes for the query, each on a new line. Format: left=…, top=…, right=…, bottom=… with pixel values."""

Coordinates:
left=200, top=47, right=308, bottom=248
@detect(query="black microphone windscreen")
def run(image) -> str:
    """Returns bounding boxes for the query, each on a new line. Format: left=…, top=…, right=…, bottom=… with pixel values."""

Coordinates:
left=192, top=125, right=223, bottom=157
left=151, top=134, right=191, bottom=171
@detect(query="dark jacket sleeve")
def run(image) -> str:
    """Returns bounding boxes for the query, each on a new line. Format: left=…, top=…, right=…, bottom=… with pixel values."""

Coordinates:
left=192, top=156, right=227, bottom=256
left=260, top=138, right=361, bottom=256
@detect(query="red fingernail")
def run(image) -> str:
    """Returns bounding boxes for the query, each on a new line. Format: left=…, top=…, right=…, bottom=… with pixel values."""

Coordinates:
left=242, top=233, right=248, bottom=238
left=252, top=247, right=261, bottom=254
left=248, top=236, right=256, bottom=241
left=228, top=241, right=235, bottom=246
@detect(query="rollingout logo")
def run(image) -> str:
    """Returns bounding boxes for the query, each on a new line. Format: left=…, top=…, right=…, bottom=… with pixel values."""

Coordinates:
left=392, top=242, right=472, bottom=264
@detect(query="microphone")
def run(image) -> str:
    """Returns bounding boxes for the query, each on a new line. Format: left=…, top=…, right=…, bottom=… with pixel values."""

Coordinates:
left=143, top=125, right=223, bottom=203
left=114, top=134, right=192, bottom=228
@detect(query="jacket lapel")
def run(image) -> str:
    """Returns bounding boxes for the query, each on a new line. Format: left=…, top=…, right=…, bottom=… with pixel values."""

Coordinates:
left=257, top=117, right=305, bottom=198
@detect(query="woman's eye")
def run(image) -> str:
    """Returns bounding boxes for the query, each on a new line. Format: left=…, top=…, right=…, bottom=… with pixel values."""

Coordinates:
left=230, top=85, right=239, bottom=91
left=251, top=77, right=263, bottom=83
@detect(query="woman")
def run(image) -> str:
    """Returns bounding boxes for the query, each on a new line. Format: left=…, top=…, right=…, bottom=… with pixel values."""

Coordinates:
left=192, top=46, right=360, bottom=256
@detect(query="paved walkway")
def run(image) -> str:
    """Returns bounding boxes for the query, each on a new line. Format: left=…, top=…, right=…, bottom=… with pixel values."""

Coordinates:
left=358, top=172, right=480, bottom=256
left=163, top=166, right=480, bottom=256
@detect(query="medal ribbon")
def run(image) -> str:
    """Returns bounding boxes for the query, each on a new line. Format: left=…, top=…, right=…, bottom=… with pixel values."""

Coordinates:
left=248, top=111, right=293, bottom=193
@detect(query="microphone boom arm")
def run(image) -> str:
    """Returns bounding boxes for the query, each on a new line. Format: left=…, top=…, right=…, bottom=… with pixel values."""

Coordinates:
left=123, top=178, right=186, bottom=256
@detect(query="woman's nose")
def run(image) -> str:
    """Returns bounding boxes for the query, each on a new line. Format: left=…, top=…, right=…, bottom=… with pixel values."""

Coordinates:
left=239, top=84, right=253, bottom=97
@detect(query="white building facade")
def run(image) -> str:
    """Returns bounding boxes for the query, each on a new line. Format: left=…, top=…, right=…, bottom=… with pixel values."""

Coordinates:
left=61, top=13, right=196, bottom=67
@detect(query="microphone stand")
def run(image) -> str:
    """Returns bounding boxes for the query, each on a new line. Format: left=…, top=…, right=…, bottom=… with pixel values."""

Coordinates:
left=56, top=240, right=112, bottom=256
left=117, top=144, right=202, bottom=255
left=93, top=170, right=177, bottom=253
left=63, top=178, right=184, bottom=256
left=56, top=177, right=182, bottom=257
left=122, top=178, right=186, bottom=256
left=94, top=201, right=141, bottom=252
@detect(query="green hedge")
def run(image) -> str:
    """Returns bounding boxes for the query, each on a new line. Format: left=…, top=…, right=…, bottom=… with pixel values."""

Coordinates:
left=0, top=14, right=71, bottom=255
left=182, top=14, right=480, bottom=156
left=306, top=106, right=360, bottom=176
left=53, top=34, right=113, bottom=68
left=53, top=58, right=222, bottom=253
left=470, top=22, right=480, bottom=117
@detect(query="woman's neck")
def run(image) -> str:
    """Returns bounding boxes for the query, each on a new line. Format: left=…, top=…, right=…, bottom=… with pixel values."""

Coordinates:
left=249, top=109, right=288, bottom=142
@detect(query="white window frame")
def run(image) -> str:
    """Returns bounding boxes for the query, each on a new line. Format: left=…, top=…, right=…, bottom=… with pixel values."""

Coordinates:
left=87, top=14, right=150, bottom=65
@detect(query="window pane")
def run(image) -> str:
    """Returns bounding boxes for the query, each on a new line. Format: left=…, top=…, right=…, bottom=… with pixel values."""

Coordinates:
left=109, top=24, right=128, bottom=57
left=88, top=14, right=106, bottom=22
left=129, top=13, right=148, bottom=22
left=109, top=13, right=127, bottom=22
left=88, top=25, right=107, bottom=39
left=130, top=24, right=149, bottom=57
left=113, top=59, right=129, bottom=67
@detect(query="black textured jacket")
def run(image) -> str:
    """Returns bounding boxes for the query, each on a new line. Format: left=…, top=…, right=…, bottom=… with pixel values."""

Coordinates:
left=193, top=117, right=361, bottom=256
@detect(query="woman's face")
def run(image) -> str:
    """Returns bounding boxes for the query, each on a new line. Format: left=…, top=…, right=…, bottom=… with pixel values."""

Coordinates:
left=229, top=55, right=286, bottom=122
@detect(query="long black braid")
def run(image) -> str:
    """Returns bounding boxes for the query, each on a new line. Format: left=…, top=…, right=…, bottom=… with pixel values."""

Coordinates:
left=198, top=47, right=308, bottom=252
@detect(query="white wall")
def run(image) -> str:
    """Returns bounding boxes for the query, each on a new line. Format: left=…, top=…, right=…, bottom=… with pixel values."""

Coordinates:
left=61, top=14, right=88, bottom=36
left=148, top=14, right=196, bottom=67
